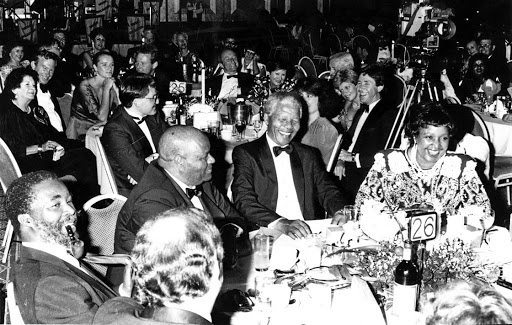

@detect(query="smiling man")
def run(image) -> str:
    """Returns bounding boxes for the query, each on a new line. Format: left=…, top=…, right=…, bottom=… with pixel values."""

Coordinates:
left=102, top=73, right=168, bottom=197
left=109, top=126, right=246, bottom=286
left=206, top=49, right=254, bottom=99
left=232, top=92, right=348, bottom=238
left=337, top=64, right=398, bottom=202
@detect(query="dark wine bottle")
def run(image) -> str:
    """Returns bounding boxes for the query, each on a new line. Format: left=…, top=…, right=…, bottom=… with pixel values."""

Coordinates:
left=177, top=96, right=187, bottom=125
left=392, top=240, right=419, bottom=315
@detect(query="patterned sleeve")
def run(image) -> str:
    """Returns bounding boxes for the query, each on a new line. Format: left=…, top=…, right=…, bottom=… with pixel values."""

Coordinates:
left=355, top=152, right=387, bottom=208
left=458, top=159, right=491, bottom=213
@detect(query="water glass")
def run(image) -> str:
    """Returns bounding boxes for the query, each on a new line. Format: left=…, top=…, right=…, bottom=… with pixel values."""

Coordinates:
left=254, top=276, right=274, bottom=311
left=253, top=234, right=271, bottom=272
left=207, top=120, right=220, bottom=137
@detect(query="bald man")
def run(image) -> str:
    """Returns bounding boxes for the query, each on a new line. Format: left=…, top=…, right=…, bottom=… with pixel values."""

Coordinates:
left=109, top=126, right=245, bottom=286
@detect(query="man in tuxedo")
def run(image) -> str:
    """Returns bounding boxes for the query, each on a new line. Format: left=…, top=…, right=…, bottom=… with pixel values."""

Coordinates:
left=109, top=126, right=246, bottom=285
left=31, top=49, right=65, bottom=133
left=102, top=73, right=168, bottom=197
left=94, top=208, right=222, bottom=325
left=337, top=64, right=398, bottom=202
left=206, top=49, right=254, bottom=99
left=232, top=92, right=347, bottom=238
left=479, top=34, right=510, bottom=91
left=4, top=171, right=130, bottom=324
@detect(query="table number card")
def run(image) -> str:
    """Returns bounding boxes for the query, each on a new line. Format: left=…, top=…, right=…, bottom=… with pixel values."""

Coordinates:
left=169, top=81, right=187, bottom=94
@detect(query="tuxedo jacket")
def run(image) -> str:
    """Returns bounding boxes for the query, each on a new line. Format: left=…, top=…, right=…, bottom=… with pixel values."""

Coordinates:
left=340, top=99, right=397, bottom=201
left=13, top=246, right=117, bottom=324
left=102, top=107, right=168, bottom=196
left=205, top=72, right=254, bottom=98
left=110, top=162, right=242, bottom=284
left=232, top=136, right=347, bottom=228
left=32, top=90, right=66, bottom=132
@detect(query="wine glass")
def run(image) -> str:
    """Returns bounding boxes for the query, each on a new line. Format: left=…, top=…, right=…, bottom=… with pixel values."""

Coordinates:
left=253, top=120, right=262, bottom=137
left=230, top=103, right=250, bottom=141
left=344, top=205, right=362, bottom=242
left=235, top=120, right=246, bottom=141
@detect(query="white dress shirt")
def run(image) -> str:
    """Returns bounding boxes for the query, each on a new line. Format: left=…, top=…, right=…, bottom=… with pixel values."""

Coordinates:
left=37, top=84, right=63, bottom=132
left=266, top=134, right=303, bottom=222
left=165, top=169, right=204, bottom=210
left=125, top=108, right=156, bottom=153
left=23, top=241, right=81, bottom=271
left=217, top=74, right=239, bottom=99
left=348, top=99, right=380, bottom=168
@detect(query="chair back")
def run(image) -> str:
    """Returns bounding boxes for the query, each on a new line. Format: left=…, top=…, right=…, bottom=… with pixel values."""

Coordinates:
left=83, top=194, right=127, bottom=276
left=326, top=134, right=343, bottom=173
left=6, top=282, right=25, bottom=324
left=299, top=56, right=317, bottom=78
left=318, top=71, right=331, bottom=79
left=293, top=65, right=307, bottom=80
left=89, top=134, right=118, bottom=195
left=328, top=33, right=342, bottom=55
left=393, top=74, right=407, bottom=109
left=0, top=137, right=22, bottom=193
left=470, top=109, right=491, bottom=142
left=57, top=92, right=73, bottom=129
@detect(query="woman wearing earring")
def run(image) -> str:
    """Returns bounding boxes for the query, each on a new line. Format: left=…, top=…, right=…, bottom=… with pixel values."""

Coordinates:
left=68, top=51, right=119, bottom=139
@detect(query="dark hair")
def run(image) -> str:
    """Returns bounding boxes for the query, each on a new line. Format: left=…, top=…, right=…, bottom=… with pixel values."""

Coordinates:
left=90, top=27, right=105, bottom=40
left=296, top=77, right=343, bottom=119
left=2, top=39, right=24, bottom=62
left=32, top=49, right=60, bottom=65
left=5, top=171, right=59, bottom=237
left=2, top=68, right=38, bottom=100
left=92, top=50, right=113, bottom=66
left=406, top=102, right=455, bottom=142
left=477, top=33, right=495, bottom=46
left=136, top=44, right=159, bottom=64
left=266, top=60, right=288, bottom=74
left=468, top=53, right=490, bottom=78
left=120, top=72, right=156, bottom=108
left=360, top=63, right=386, bottom=86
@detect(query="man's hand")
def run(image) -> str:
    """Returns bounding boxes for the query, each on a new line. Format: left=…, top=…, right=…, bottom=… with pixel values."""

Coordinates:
left=338, top=149, right=353, bottom=162
left=334, top=160, right=345, bottom=180
left=331, top=210, right=347, bottom=226
left=274, top=219, right=312, bottom=239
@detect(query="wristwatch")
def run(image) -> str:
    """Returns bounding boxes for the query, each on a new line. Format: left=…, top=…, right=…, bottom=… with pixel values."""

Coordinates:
left=351, top=152, right=356, bottom=162
left=38, top=145, right=43, bottom=154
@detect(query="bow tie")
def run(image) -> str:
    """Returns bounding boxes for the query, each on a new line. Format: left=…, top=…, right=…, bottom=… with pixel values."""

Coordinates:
left=226, top=74, right=238, bottom=79
left=273, top=145, right=292, bottom=157
left=186, top=186, right=203, bottom=199
left=361, top=104, right=370, bottom=113
left=39, top=84, right=49, bottom=93
left=132, top=116, right=147, bottom=125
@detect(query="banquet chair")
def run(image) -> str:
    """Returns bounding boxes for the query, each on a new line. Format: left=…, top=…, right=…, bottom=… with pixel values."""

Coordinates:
left=304, top=29, right=328, bottom=71
left=6, top=282, right=25, bottom=324
left=393, top=74, right=407, bottom=109
left=268, top=29, right=289, bottom=60
left=318, top=71, right=331, bottom=79
left=293, top=65, right=308, bottom=80
left=470, top=109, right=491, bottom=141
left=299, top=56, right=317, bottom=79
left=89, top=134, right=119, bottom=195
left=328, top=33, right=342, bottom=55
left=57, top=89, right=74, bottom=129
left=326, top=134, right=343, bottom=173
left=83, top=194, right=127, bottom=276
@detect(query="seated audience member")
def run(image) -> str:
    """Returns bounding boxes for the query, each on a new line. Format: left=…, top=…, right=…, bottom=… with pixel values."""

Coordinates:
left=460, top=39, right=479, bottom=80
left=127, top=28, right=173, bottom=67
left=81, top=28, right=108, bottom=73
left=131, top=44, right=171, bottom=108
left=30, top=49, right=65, bottom=133
left=296, top=78, right=340, bottom=165
left=206, top=49, right=254, bottom=99
left=94, top=207, right=223, bottom=325
left=0, top=39, right=29, bottom=91
left=332, top=69, right=360, bottom=132
left=337, top=64, right=397, bottom=202
left=5, top=171, right=118, bottom=324
left=240, top=46, right=266, bottom=77
left=0, top=68, right=98, bottom=206
left=479, top=33, right=510, bottom=91
left=110, top=126, right=246, bottom=285
left=68, top=51, right=120, bottom=139
left=174, top=31, right=201, bottom=82
left=355, top=102, right=491, bottom=216
left=457, top=53, right=500, bottom=104
left=232, top=92, right=348, bottom=238
left=329, top=51, right=355, bottom=78
left=211, top=36, right=240, bottom=76
left=247, top=60, right=295, bottom=107
left=424, top=280, right=512, bottom=325
left=51, top=29, right=80, bottom=93
left=102, top=73, right=168, bottom=197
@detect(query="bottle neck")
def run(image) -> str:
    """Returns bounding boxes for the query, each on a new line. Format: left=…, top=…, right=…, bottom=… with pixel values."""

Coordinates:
left=403, top=247, right=412, bottom=261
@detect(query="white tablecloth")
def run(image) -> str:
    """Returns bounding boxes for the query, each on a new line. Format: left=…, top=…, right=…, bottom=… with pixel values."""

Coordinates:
left=480, top=114, right=512, bottom=157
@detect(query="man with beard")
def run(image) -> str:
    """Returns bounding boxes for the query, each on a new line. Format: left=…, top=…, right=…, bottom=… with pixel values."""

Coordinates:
left=4, top=171, right=134, bottom=324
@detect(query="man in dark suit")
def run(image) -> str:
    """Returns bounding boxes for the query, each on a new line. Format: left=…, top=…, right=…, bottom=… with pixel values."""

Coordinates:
left=206, top=49, right=254, bottom=99
left=232, top=92, right=347, bottom=239
left=4, top=171, right=126, bottom=324
left=479, top=34, right=510, bottom=92
left=109, top=126, right=245, bottom=285
left=337, top=64, right=398, bottom=202
left=95, top=208, right=221, bottom=325
left=102, top=73, right=168, bottom=197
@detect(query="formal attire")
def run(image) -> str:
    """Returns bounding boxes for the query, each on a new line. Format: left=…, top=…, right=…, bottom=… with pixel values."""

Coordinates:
left=13, top=245, right=117, bottom=324
left=247, top=75, right=295, bottom=106
left=206, top=72, right=254, bottom=99
left=232, top=135, right=347, bottom=228
left=102, top=107, right=168, bottom=196
left=34, top=83, right=65, bottom=132
left=301, top=117, right=339, bottom=166
left=93, top=297, right=212, bottom=325
left=109, top=162, right=244, bottom=285
left=340, top=99, right=397, bottom=202
left=355, top=149, right=491, bottom=214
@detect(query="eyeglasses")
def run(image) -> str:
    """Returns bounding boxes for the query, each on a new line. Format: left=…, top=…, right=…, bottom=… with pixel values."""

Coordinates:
left=479, top=43, right=492, bottom=48
left=143, top=94, right=158, bottom=101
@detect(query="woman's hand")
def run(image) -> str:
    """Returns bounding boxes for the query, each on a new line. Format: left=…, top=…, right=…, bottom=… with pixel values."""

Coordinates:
left=42, top=140, right=63, bottom=152
left=104, top=77, right=116, bottom=90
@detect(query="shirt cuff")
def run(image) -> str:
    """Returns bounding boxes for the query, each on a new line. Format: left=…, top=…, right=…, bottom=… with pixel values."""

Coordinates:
left=267, top=218, right=284, bottom=229
left=355, top=153, right=361, bottom=168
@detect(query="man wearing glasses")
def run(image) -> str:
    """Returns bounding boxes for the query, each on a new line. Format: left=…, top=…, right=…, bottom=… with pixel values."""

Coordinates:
left=102, top=73, right=168, bottom=197
left=479, top=34, right=510, bottom=91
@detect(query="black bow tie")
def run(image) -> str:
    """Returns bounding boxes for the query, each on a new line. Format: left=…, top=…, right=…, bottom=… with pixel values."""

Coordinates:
left=186, top=186, right=203, bottom=199
left=39, top=84, right=49, bottom=93
left=226, top=74, right=238, bottom=79
left=273, top=145, right=292, bottom=157
left=132, top=116, right=147, bottom=125
left=361, top=104, right=369, bottom=113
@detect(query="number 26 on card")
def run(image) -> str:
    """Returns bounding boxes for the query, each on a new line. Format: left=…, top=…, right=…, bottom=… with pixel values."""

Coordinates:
left=409, top=212, right=437, bottom=242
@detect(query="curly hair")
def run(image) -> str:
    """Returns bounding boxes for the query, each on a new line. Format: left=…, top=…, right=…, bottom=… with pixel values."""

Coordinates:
left=425, top=280, right=512, bottom=325
left=4, top=171, right=59, bottom=236
left=2, top=39, right=24, bottom=62
left=131, top=207, right=224, bottom=307
left=2, top=68, right=39, bottom=101
left=405, top=101, right=455, bottom=143
left=296, top=77, right=343, bottom=119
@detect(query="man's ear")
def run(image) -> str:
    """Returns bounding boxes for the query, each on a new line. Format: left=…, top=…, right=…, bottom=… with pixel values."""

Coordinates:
left=152, top=61, right=158, bottom=70
left=377, top=85, right=384, bottom=93
left=18, top=214, right=34, bottom=227
left=30, top=61, right=36, bottom=70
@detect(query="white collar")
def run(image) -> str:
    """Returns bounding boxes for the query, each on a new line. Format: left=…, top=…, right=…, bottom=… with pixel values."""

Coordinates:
left=124, top=107, right=145, bottom=120
left=23, top=241, right=80, bottom=269
left=164, top=168, right=196, bottom=191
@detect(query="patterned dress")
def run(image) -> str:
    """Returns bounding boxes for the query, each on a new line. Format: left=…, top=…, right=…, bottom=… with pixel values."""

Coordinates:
left=355, top=149, right=491, bottom=214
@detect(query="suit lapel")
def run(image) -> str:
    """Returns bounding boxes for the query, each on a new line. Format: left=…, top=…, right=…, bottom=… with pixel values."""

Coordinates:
left=120, top=108, right=153, bottom=157
left=258, top=137, right=279, bottom=209
left=289, top=143, right=305, bottom=213
left=164, top=171, right=195, bottom=208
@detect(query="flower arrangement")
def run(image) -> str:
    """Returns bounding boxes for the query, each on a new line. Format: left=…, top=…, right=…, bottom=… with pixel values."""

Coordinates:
left=353, top=237, right=499, bottom=293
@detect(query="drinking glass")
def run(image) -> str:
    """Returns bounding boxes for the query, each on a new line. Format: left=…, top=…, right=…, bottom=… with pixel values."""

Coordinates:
left=253, top=120, right=262, bottom=137
left=254, top=276, right=274, bottom=311
left=253, top=234, right=270, bottom=271
left=207, top=120, right=220, bottom=137
left=344, top=205, right=362, bottom=240
left=235, top=120, right=247, bottom=140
